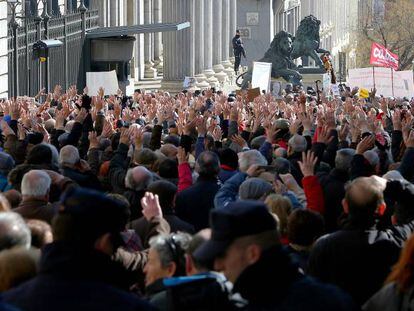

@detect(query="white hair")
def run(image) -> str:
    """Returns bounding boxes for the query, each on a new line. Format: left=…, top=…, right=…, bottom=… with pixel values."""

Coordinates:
left=59, top=145, right=80, bottom=166
left=238, top=150, right=267, bottom=173
left=125, top=166, right=153, bottom=191
left=0, top=212, right=31, bottom=250
left=64, top=120, right=75, bottom=133
left=288, top=134, right=307, bottom=153
left=21, top=170, right=51, bottom=197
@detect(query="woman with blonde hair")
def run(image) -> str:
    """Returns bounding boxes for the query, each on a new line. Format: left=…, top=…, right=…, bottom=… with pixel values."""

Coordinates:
left=265, top=194, right=292, bottom=244
left=364, top=234, right=414, bottom=310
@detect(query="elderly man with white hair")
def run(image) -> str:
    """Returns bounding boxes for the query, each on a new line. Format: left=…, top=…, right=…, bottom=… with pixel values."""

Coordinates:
left=123, top=166, right=154, bottom=220
left=214, top=150, right=268, bottom=208
left=59, top=145, right=102, bottom=190
left=14, top=170, right=57, bottom=224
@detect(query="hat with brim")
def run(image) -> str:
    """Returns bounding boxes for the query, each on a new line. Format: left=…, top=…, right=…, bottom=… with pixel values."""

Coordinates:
left=193, top=239, right=231, bottom=263
left=193, top=200, right=278, bottom=262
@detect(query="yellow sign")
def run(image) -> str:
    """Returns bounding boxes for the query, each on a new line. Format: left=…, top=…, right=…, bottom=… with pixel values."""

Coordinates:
left=40, top=57, right=46, bottom=63
left=359, top=88, right=370, bottom=98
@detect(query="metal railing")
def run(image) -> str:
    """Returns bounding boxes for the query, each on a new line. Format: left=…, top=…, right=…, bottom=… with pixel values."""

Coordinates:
left=8, top=9, right=99, bottom=97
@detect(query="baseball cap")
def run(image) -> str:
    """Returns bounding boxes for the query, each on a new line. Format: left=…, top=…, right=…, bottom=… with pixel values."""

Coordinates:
left=193, top=201, right=278, bottom=262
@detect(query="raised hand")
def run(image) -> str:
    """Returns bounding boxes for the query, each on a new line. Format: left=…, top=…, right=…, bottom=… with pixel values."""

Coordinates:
left=211, top=126, right=223, bottom=142
left=316, top=125, right=333, bottom=145
left=141, top=192, right=163, bottom=221
left=231, top=134, right=248, bottom=149
left=177, top=146, right=189, bottom=165
left=75, top=108, right=88, bottom=124
left=88, top=131, right=100, bottom=149
left=298, top=151, right=318, bottom=177
left=356, top=134, right=375, bottom=155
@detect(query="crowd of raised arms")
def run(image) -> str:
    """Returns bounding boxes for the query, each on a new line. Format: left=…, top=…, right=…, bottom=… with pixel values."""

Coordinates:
left=0, top=83, right=413, bottom=311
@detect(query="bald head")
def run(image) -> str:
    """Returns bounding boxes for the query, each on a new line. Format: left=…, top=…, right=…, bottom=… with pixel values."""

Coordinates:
left=344, top=177, right=385, bottom=224
left=160, top=144, right=178, bottom=159
left=125, top=166, right=153, bottom=191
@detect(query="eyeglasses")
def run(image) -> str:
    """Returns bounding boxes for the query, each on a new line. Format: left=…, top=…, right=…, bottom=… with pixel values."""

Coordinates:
left=165, top=234, right=180, bottom=264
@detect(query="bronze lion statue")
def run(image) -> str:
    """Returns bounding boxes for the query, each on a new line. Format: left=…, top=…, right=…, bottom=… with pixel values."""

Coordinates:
left=237, top=30, right=302, bottom=89
left=291, top=15, right=330, bottom=68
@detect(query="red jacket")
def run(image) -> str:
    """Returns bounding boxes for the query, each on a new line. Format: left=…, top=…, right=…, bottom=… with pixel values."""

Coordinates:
left=302, top=175, right=325, bottom=214
left=178, top=163, right=192, bottom=192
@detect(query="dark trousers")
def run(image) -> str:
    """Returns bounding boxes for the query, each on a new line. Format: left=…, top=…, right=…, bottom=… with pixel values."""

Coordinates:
left=234, top=54, right=241, bottom=72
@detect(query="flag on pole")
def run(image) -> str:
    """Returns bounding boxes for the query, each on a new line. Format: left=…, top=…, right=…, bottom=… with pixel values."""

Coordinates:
left=369, top=42, right=399, bottom=70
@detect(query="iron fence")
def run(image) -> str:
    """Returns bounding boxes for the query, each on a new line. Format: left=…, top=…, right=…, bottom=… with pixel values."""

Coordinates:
left=8, top=9, right=99, bottom=97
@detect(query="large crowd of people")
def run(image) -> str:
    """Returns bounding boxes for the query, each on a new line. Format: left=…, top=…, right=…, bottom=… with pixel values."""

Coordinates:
left=0, top=83, right=413, bottom=310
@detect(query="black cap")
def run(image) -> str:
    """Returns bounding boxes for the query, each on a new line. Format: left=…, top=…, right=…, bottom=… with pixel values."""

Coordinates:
left=193, top=201, right=277, bottom=262
left=59, top=188, right=129, bottom=242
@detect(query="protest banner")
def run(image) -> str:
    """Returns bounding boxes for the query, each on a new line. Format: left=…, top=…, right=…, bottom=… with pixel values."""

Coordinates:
left=251, top=62, right=272, bottom=93
left=183, top=76, right=197, bottom=88
left=348, top=67, right=414, bottom=98
left=370, top=42, right=399, bottom=70
left=86, top=71, right=119, bottom=96
left=322, top=73, right=331, bottom=95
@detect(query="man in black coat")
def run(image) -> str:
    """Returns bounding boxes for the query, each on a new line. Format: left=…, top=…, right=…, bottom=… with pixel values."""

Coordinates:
left=194, top=201, right=358, bottom=311
left=175, top=151, right=221, bottom=231
left=232, top=30, right=246, bottom=74
left=308, top=177, right=414, bottom=305
left=129, top=180, right=195, bottom=236
left=2, top=188, right=154, bottom=311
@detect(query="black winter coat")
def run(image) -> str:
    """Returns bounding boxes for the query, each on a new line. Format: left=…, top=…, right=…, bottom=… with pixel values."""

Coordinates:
left=2, top=242, right=154, bottom=311
left=233, top=245, right=358, bottom=311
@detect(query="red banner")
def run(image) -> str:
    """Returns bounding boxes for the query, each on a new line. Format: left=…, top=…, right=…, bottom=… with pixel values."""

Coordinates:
left=370, top=42, right=399, bottom=70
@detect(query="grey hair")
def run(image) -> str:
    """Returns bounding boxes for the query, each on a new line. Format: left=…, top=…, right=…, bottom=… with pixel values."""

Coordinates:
left=335, top=148, right=356, bottom=171
left=124, top=167, right=153, bottom=191
left=238, top=150, right=267, bottom=173
left=44, top=119, right=56, bottom=133
left=21, top=170, right=51, bottom=197
left=59, top=145, right=80, bottom=166
left=239, top=178, right=273, bottom=201
left=148, top=232, right=192, bottom=268
left=0, top=212, right=31, bottom=250
left=364, top=150, right=380, bottom=167
left=288, top=134, right=307, bottom=153
left=64, top=120, right=75, bottom=133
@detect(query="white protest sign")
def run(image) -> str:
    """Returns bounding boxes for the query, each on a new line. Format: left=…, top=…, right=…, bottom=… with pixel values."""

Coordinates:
left=86, top=70, right=119, bottom=96
left=348, top=67, right=414, bottom=98
left=251, top=62, right=272, bottom=93
left=183, top=76, right=197, bottom=88
left=331, top=84, right=340, bottom=96
left=322, top=73, right=331, bottom=95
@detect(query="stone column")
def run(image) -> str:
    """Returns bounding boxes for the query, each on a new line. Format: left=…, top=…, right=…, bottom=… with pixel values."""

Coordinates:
left=110, top=0, right=118, bottom=26
left=212, top=0, right=227, bottom=83
left=193, top=0, right=209, bottom=88
left=229, top=0, right=237, bottom=64
left=161, top=0, right=196, bottom=92
left=153, top=0, right=163, bottom=75
left=144, top=0, right=157, bottom=78
left=202, top=0, right=215, bottom=81
left=221, top=0, right=233, bottom=78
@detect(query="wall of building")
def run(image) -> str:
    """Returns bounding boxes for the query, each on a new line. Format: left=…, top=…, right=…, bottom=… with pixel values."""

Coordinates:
left=237, top=0, right=274, bottom=66
left=0, top=0, right=8, bottom=98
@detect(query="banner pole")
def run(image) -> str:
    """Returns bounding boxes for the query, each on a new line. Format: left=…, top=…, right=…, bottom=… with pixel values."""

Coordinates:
left=391, top=67, right=395, bottom=97
left=372, top=67, right=376, bottom=89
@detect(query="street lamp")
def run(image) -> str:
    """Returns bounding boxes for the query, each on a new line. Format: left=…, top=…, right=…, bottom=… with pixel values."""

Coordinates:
left=8, top=0, right=21, bottom=97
